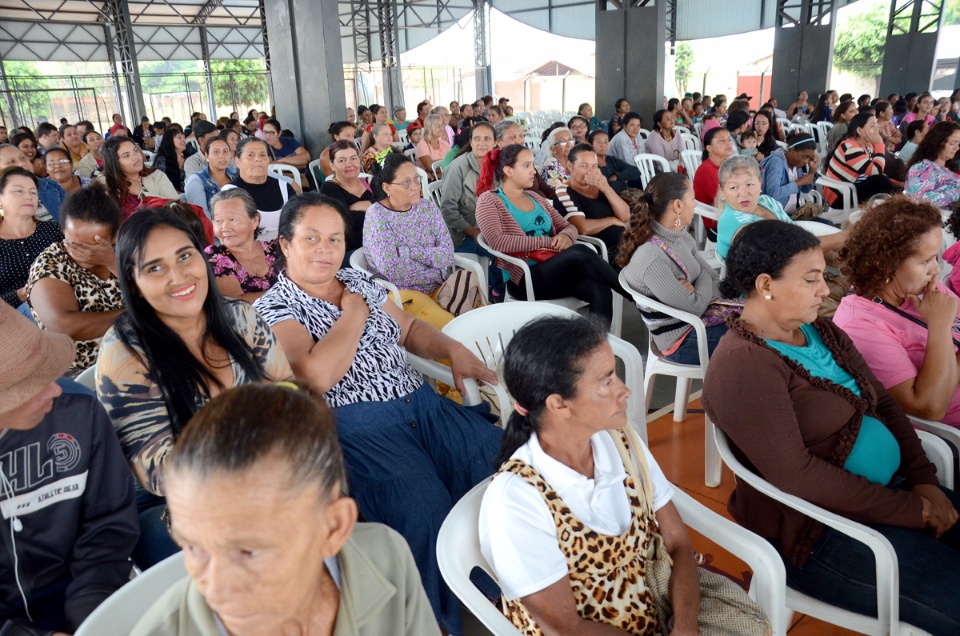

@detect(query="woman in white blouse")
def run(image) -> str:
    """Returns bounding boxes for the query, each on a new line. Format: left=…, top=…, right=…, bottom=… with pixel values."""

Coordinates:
left=480, top=314, right=767, bottom=635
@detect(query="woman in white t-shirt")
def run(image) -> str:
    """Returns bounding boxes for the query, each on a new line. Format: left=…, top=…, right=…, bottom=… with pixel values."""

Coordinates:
left=479, top=314, right=766, bottom=635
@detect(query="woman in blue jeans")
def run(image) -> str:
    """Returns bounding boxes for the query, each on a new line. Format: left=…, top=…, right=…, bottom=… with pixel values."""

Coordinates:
left=256, top=192, right=503, bottom=636
left=619, top=172, right=729, bottom=365
left=703, top=219, right=960, bottom=635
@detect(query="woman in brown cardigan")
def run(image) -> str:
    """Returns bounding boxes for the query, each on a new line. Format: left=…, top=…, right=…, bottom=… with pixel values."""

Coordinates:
left=474, top=144, right=626, bottom=322
left=702, top=219, right=960, bottom=635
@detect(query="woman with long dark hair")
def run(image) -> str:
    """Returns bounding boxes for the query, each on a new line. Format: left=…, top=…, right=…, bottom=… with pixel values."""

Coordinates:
left=154, top=127, right=187, bottom=192
left=96, top=208, right=292, bottom=567
left=905, top=121, right=960, bottom=209
left=474, top=144, right=627, bottom=322
left=752, top=110, right=780, bottom=158
left=99, top=135, right=177, bottom=218
left=824, top=112, right=896, bottom=207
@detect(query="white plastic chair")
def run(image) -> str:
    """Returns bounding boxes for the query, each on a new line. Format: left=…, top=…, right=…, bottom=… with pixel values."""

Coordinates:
left=692, top=121, right=704, bottom=139
left=909, top=415, right=960, bottom=487
left=141, top=149, right=155, bottom=166
left=185, top=137, right=199, bottom=153
left=75, top=365, right=96, bottom=391
left=714, top=427, right=941, bottom=635
left=439, top=464, right=787, bottom=635
left=816, top=120, right=834, bottom=138
left=441, top=302, right=643, bottom=436
left=637, top=128, right=650, bottom=140
left=815, top=175, right=859, bottom=225
left=426, top=180, right=443, bottom=207
left=619, top=270, right=722, bottom=487
left=632, top=153, right=671, bottom=189
left=524, top=135, right=540, bottom=150
left=268, top=163, right=302, bottom=188
left=680, top=132, right=702, bottom=152
left=307, top=158, right=324, bottom=187
left=403, top=147, right=417, bottom=161
left=775, top=140, right=788, bottom=151
left=777, top=117, right=793, bottom=132
left=476, top=233, right=623, bottom=335
left=680, top=149, right=703, bottom=184
left=795, top=220, right=841, bottom=237
left=75, top=552, right=186, bottom=636
left=348, top=248, right=403, bottom=307
left=350, top=245, right=488, bottom=305
left=692, top=201, right=721, bottom=271
left=808, top=125, right=828, bottom=159
left=431, top=159, right=445, bottom=180
left=397, top=127, right=408, bottom=144
left=415, top=165, right=430, bottom=196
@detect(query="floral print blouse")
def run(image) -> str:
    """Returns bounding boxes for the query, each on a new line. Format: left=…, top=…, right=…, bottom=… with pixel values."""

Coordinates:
left=539, top=156, right=570, bottom=189
left=204, top=240, right=283, bottom=293
left=905, top=160, right=960, bottom=209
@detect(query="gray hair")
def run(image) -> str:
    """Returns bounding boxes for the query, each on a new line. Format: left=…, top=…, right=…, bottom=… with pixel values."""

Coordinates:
left=718, top=154, right=761, bottom=186
left=371, top=122, right=391, bottom=138
left=545, top=126, right=572, bottom=158
left=209, top=188, right=259, bottom=230
left=168, top=384, right=345, bottom=500
left=495, top=120, right=521, bottom=141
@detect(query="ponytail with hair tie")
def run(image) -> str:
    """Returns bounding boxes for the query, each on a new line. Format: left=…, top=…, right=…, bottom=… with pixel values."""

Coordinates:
left=476, top=146, right=502, bottom=197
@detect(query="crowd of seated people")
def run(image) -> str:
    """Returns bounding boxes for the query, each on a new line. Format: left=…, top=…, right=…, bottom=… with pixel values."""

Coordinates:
left=6, top=87, right=960, bottom=636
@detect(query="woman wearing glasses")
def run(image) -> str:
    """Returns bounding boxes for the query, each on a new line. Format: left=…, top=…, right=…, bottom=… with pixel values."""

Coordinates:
left=539, top=127, right=575, bottom=189
left=363, top=153, right=469, bottom=328
left=43, top=147, right=90, bottom=195
left=261, top=118, right=310, bottom=169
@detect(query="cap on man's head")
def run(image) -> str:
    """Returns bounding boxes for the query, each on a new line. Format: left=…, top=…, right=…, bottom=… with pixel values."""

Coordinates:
left=193, top=121, right=218, bottom=139
left=0, top=303, right=74, bottom=414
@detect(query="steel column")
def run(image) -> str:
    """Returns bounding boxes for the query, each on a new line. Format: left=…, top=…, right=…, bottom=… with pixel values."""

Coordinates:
left=103, top=0, right=146, bottom=122
left=377, top=0, right=404, bottom=113
left=199, top=27, right=218, bottom=119
left=258, top=0, right=274, bottom=103
left=474, top=0, right=492, bottom=97
left=101, top=20, right=125, bottom=124
left=879, top=0, right=944, bottom=95
left=0, top=57, right=19, bottom=128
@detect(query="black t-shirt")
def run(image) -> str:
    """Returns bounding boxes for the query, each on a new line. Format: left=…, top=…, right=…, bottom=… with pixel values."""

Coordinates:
left=232, top=175, right=296, bottom=213
left=319, top=180, right=374, bottom=251
left=553, top=186, right=624, bottom=262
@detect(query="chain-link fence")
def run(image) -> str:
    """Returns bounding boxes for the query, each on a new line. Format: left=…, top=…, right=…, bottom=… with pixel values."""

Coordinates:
left=1, top=69, right=271, bottom=132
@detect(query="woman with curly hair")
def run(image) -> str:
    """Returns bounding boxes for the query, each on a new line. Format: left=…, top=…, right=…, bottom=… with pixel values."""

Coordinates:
left=834, top=196, right=960, bottom=426
left=905, top=121, right=960, bottom=209
left=619, top=172, right=726, bottom=364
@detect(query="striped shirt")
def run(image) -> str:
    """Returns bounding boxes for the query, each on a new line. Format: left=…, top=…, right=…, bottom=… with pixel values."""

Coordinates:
left=824, top=138, right=885, bottom=205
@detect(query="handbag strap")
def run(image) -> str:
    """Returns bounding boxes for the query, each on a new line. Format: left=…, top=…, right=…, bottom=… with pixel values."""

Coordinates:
left=873, top=296, right=960, bottom=349
left=607, top=428, right=656, bottom=518
left=648, top=236, right=689, bottom=280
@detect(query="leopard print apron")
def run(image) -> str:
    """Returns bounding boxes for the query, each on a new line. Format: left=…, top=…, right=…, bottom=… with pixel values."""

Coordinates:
left=499, top=430, right=666, bottom=636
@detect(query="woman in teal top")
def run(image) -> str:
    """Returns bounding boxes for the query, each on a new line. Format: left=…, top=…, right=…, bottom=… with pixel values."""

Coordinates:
left=474, top=144, right=627, bottom=322
left=715, top=155, right=848, bottom=260
left=703, top=219, right=960, bottom=636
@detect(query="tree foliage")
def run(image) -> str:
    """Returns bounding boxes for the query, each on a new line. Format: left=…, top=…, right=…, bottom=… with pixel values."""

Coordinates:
left=833, top=1, right=888, bottom=80
left=945, top=0, right=960, bottom=26
left=674, top=42, right=694, bottom=95
left=210, top=59, right=268, bottom=113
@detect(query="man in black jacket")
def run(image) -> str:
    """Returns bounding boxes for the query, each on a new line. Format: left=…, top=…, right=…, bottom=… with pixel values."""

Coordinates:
left=0, top=302, right=138, bottom=635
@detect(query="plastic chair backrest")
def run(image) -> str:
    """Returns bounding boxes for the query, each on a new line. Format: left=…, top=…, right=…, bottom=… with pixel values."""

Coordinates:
left=680, top=149, right=702, bottom=181
left=268, top=163, right=302, bottom=188
left=75, top=365, right=96, bottom=391
left=308, top=159, right=324, bottom=187
left=436, top=479, right=526, bottom=635
left=75, top=553, right=186, bottom=636
left=403, top=148, right=417, bottom=161
left=431, top=160, right=444, bottom=180
left=142, top=150, right=155, bottom=166
left=632, top=153, right=671, bottom=189
left=347, top=248, right=402, bottom=307
left=397, top=128, right=408, bottom=144
left=680, top=132, right=701, bottom=152
left=426, top=180, right=443, bottom=206
left=415, top=166, right=430, bottom=196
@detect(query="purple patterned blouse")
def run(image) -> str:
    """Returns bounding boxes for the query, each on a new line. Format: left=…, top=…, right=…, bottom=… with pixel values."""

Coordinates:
left=205, top=240, right=283, bottom=293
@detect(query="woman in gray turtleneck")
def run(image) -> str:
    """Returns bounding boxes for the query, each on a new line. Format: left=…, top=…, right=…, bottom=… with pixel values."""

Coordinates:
left=619, top=172, right=726, bottom=364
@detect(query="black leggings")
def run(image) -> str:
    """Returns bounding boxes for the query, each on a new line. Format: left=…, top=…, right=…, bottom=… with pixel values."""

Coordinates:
left=507, top=244, right=628, bottom=323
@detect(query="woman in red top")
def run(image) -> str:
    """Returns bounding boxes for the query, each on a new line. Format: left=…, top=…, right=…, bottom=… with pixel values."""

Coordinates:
left=693, top=127, right=735, bottom=235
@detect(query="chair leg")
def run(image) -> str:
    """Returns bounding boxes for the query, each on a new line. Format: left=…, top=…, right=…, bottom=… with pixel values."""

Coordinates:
left=673, top=377, right=691, bottom=422
left=643, top=373, right=655, bottom=415
left=704, top=415, right=722, bottom=488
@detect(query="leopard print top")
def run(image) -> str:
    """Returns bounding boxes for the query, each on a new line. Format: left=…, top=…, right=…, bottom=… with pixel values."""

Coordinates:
left=499, top=430, right=665, bottom=635
left=25, top=241, right=124, bottom=370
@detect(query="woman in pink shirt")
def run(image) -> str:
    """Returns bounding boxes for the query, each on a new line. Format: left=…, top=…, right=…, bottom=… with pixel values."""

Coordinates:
left=416, top=114, right=451, bottom=178
left=902, top=93, right=937, bottom=129
left=835, top=196, right=960, bottom=426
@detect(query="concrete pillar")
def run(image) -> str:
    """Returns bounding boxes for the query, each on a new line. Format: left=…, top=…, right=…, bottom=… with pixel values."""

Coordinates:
left=263, top=0, right=346, bottom=157
left=770, top=0, right=838, bottom=110
left=878, top=0, right=944, bottom=96
left=595, top=1, right=666, bottom=127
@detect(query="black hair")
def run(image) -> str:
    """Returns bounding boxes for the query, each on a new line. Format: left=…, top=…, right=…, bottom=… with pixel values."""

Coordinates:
left=702, top=126, right=731, bottom=161
left=566, top=143, right=595, bottom=166
left=784, top=130, right=817, bottom=153
left=906, top=119, right=927, bottom=141
left=82, top=129, right=101, bottom=145
left=614, top=98, right=629, bottom=111
left=35, top=122, right=57, bottom=139
left=718, top=220, right=821, bottom=298
left=453, top=119, right=495, bottom=160
left=262, top=118, right=282, bottom=133
left=622, top=111, right=642, bottom=127
left=58, top=182, right=123, bottom=236
left=157, top=128, right=185, bottom=191
left=586, top=128, right=608, bottom=144
left=276, top=192, right=351, bottom=268
left=370, top=152, right=414, bottom=201
left=328, top=121, right=356, bottom=137
left=844, top=112, right=875, bottom=141
left=114, top=209, right=268, bottom=435
left=725, top=110, right=750, bottom=133
left=494, top=315, right=608, bottom=466
left=42, top=146, right=70, bottom=162
left=874, top=100, right=891, bottom=119
left=100, top=135, right=155, bottom=206
left=810, top=92, right=831, bottom=124
left=204, top=135, right=230, bottom=155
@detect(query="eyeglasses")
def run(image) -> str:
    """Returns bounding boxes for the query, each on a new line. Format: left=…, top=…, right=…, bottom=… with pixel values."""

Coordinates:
left=387, top=179, right=420, bottom=189
left=46, top=159, right=72, bottom=165
left=262, top=130, right=278, bottom=136
left=553, top=139, right=575, bottom=147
